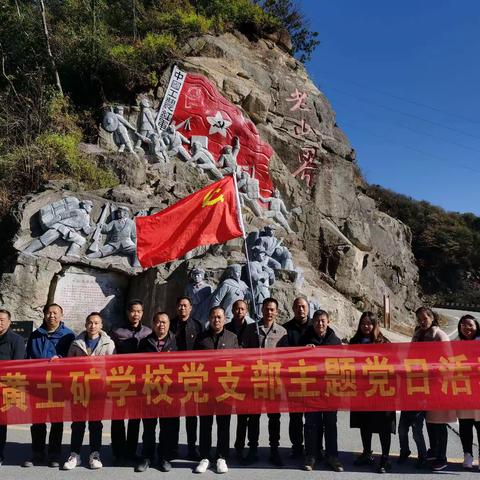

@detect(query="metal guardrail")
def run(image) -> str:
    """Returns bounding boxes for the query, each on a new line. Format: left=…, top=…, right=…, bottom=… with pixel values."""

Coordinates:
left=434, top=302, right=480, bottom=312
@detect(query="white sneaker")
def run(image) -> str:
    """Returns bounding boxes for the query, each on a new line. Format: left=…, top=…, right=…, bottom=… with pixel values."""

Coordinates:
left=216, top=458, right=228, bottom=474
left=463, top=452, right=473, bottom=469
left=194, top=458, right=210, bottom=473
left=89, top=451, right=103, bottom=469
left=63, top=453, right=81, bottom=470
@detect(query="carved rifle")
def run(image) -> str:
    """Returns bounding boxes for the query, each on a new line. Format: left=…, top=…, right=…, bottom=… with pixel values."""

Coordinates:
left=88, top=203, right=110, bottom=253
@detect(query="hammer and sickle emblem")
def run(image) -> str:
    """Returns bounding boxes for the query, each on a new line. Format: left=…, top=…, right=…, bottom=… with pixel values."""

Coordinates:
left=202, top=187, right=224, bottom=208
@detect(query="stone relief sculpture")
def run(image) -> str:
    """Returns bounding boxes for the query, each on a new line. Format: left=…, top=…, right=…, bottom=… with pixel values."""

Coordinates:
left=162, top=124, right=191, bottom=161
left=87, top=206, right=140, bottom=267
left=135, top=99, right=157, bottom=151
left=248, top=246, right=275, bottom=318
left=237, top=169, right=263, bottom=217
left=262, top=189, right=294, bottom=234
left=24, top=197, right=93, bottom=258
left=185, top=267, right=212, bottom=323
left=209, top=264, right=250, bottom=321
left=308, top=298, right=322, bottom=319
left=187, top=141, right=224, bottom=179
left=217, top=137, right=240, bottom=176
left=103, top=106, right=137, bottom=154
left=246, top=226, right=303, bottom=286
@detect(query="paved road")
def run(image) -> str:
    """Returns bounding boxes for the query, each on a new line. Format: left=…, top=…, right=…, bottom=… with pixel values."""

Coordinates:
left=0, top=413, right=473, bottom=479
left=434, top=308, right=479, bottom=339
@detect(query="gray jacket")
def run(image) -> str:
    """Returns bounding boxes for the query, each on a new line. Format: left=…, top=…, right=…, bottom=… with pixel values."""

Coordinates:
left=68, top=331, right=116, bottom=357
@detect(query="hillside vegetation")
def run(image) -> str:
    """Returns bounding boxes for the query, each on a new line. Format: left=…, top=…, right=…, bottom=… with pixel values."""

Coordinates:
left=0, top=0, right=318, bottom=213
left=367, top=185, right=480, bottom=303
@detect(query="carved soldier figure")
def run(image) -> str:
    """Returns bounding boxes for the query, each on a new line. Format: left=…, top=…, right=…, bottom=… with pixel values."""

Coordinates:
left=87, top=206, right=139, bottom=267
left=262, top=189, right=294, bottom=234
left=135, top=99, right=156, bottom=151
left=188, top=142, right=224, bottom=179
left=217, top=137, right=240, bottom=176
left=249, top=247, right=275, bottom=318
left=272, top=245, right=295, bottom=271
left=161, top=125, right=191, bottom=161
left=185, top=268, right=213, bottom=324
left=24, top=198, right=93, bottom=258
left=209, top=264, right=250, bottom=321
left=111, top=106, right=137, bottom=153
left=237, top=170, right=262, bottom=216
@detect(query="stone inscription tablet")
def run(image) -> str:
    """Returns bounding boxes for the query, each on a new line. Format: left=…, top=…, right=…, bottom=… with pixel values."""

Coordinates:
left=53, top=266, right=128, bottom=332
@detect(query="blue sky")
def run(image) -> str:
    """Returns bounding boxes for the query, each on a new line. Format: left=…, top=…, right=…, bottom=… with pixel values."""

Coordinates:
left=300, top=0, right=480, bottom=215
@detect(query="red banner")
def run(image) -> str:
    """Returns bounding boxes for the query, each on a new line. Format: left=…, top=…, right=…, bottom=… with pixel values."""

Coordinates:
left=0, top=341, right=478, bottom=425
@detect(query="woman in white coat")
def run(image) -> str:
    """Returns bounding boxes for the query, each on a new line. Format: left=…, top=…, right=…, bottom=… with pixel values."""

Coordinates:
left=412, top=307, right=455, bottom=472
left=456, top=315, right=480, bottom=469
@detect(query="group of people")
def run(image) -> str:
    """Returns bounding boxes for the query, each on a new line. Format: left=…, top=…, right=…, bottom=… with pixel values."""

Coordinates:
left=0, top=298, right=478, bottom=474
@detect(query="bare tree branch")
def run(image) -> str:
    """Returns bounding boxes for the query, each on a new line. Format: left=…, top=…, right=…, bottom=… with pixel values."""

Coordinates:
left=38, top=0, right=63, bottom=96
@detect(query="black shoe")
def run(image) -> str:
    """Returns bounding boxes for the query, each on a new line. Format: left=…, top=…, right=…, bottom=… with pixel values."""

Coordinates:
left=243, top=448, right=258, bottom=465
left=326, top=456, right=344, bottom=472
left=354, top=451, right=375, bottom=466
left=235, top=448, right=245, bottom=462
left=135, top=458, right=150, bottom=473
left=158, top=459, right=172, bottom=472
left=426, top=449, right=436, bottom=461
left=377, top=456, right=391, bottom=474
left=289, top=447, right=303, bottom=459
left=431, top=460, right=447, bottom=471
left=397, top=450, right=411, bottom=464
left=415, top=457, right=429, bottom=469
left=23, top=452, right=45, bottom=468
left=113, top=456, right=125, bottom=467
left=48, top=455, right=60, bottom=468
left=303, top=456, right=315, bottom=471
left=187, top=447, right=201, bottom=461
left=269, top=450, right=283, bottom=467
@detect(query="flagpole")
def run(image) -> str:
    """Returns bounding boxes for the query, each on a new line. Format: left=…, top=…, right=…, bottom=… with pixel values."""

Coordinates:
left=232, top=174, right=261, bottom=336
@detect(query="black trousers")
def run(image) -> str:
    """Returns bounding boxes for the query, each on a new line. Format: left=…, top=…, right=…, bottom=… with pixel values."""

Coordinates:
left=31, top=422, right=63, bottom=456
left=426, top=423, right=448, bottom=462
left=305, top=412, right=337, bottom=458
left=141, top=417, right=177, bottom=461
left=234, top=414, right=260, bottom=450
left=289, top=412, right=304, bottom=453
left=249, top=413, right=280, bottom=449
left=360, top=426, right=391, bottom=457
left=70, top=421, right=102, bottom=454
left=0, top=425, right=6, bottom=457
left=199, top=415, right=231, bottom=460
left=172, top=416, right=197, bottom=451
left=111, top=418, right=140, bottom=459
left=459, top=419, right=480, bottom=455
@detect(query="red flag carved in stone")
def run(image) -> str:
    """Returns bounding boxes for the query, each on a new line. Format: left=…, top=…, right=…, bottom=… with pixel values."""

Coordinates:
left=136, top=176, right=243, bottom=268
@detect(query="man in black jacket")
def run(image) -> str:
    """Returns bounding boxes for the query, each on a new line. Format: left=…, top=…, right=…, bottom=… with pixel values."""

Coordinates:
left=169, top=296, right=203, bottom=460
left=193, top=306, right=238, bottom=474
left=110, top=300, right=152, bottom=465
left=283, top=297, right=311, bottom=458
left=225, top=300, right=254, bottom=460
left=299, top=309, right=343, bottom=472
left=0, top=309, right=25, bottom=464
left=136, top=312, right=177, bottom=473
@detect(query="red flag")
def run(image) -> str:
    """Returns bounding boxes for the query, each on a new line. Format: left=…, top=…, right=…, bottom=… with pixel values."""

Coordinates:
left=136, top=176, right=243, bottom=268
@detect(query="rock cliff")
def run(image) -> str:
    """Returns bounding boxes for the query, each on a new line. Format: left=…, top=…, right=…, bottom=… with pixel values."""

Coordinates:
left=0, top=32, right=420, bottom=336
